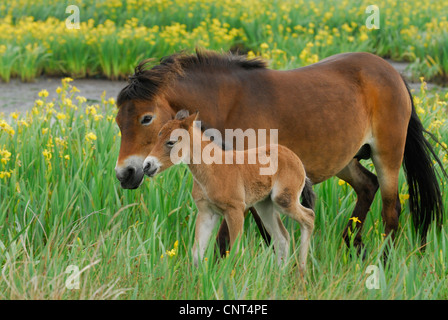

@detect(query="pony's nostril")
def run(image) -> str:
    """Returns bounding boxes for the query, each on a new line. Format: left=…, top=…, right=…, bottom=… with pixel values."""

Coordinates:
left=116, top=166, right=136, bottom=182
left=127, top=166, right=135, bottom=176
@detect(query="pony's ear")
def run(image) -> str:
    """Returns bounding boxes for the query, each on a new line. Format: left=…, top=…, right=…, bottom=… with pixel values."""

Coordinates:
left=182, top=112, right=197, bottom=130
left=175, top=109, right=189, bottom=120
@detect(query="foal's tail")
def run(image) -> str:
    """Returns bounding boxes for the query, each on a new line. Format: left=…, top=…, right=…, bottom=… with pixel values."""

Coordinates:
left=402, top=79, right=447, bottom=240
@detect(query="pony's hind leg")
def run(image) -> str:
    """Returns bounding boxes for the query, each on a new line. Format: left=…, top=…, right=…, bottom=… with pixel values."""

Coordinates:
left=254, top=199, right=290, bottom=264
left=370, top=126, right=408, bottom=244
left=371, top=153, right=402, bottom=242
left=337, top=159, right=379, bottom=250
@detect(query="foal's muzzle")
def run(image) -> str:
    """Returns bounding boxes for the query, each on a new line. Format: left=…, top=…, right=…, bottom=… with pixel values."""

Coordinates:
left=143, top=156, right=161, bottom=177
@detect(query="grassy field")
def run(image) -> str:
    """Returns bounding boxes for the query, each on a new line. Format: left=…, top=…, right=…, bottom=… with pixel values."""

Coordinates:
left=0, top=0, right=448, bottom=82
left=0, top=79, right=447, bottom=299
left=1, top=0, right=448, bottom=300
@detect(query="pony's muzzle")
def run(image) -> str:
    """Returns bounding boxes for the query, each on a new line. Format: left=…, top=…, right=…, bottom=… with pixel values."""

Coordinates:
left=116, top=165, right=136, bottom=182
left=115, top=156, right=145, bottom=189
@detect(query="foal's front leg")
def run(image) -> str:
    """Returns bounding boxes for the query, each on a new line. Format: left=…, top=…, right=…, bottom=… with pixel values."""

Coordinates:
left=222, top=202, right=246, bottom=254
left=193, top=200, right=220, bottom=266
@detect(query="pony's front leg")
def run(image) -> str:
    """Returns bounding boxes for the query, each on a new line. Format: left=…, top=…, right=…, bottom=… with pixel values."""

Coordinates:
left=193, top=200, right=220, bottom=266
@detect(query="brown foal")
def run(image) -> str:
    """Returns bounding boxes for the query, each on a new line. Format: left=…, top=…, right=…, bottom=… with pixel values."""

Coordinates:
left=143, top=110, right=315, bottom=271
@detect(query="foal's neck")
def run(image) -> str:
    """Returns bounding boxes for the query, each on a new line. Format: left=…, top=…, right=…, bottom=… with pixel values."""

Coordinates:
left=186, top=125, right=224, bottom=186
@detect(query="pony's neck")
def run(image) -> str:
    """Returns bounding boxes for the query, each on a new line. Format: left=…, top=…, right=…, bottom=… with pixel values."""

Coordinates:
left=166, top=70, right=242, bottom=128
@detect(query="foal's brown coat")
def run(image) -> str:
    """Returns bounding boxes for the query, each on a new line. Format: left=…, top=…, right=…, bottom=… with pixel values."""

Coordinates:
left=144, top=111, right=315, bottom=270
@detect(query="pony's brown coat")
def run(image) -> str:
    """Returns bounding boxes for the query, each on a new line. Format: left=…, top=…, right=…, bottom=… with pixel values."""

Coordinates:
left=115, top=50, right=445, bottom=252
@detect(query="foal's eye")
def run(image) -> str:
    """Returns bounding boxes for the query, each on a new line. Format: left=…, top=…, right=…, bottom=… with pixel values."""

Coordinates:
left=166, top=140, right=176, bottom=148
left=140, top=115, right=153, bottom=126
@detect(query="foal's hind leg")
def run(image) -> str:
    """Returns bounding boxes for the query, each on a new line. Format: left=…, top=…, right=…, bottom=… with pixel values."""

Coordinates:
left=272, top=188, right=315, bottom=272
left=281, top=203, right=315, bottom=273
left=254, top=199, right=290, bottom=264
left=337, top=159, right=379, bottom=249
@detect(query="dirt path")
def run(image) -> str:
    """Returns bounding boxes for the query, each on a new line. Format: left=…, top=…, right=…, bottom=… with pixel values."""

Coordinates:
left=0, top=60, right=439, bottom=115
left=0, top=77, right=127, bottom=115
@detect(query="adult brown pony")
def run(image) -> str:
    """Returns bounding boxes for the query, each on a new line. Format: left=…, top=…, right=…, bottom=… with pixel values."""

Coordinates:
left=115, top=49, right=446, bottom=253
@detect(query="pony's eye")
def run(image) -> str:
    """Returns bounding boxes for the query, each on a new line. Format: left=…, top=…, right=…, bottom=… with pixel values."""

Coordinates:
left=141, top=115, right=153, bottom=126
left=166, top=140, right=176, bottom=148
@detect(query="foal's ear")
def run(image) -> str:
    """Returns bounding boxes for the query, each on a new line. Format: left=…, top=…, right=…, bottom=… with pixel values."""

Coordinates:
left=175, top=109, right=190, bottom=120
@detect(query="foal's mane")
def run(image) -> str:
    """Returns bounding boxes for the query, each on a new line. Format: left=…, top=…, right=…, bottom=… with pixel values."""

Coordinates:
left=117, top=49, right=267, bottom=106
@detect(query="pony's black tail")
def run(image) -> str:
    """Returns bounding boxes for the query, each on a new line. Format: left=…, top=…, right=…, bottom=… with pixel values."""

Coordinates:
left=301, top=177, right=316, bottom=210
left=402, top=79, right=447, bottom=241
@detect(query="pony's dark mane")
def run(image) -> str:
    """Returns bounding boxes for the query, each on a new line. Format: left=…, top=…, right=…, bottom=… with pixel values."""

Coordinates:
left=117, top=50, right=267, bottom=106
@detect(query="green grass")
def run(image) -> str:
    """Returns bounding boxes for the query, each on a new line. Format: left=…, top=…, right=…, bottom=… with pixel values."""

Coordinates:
left=0, top=79, right=447, bottom=299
